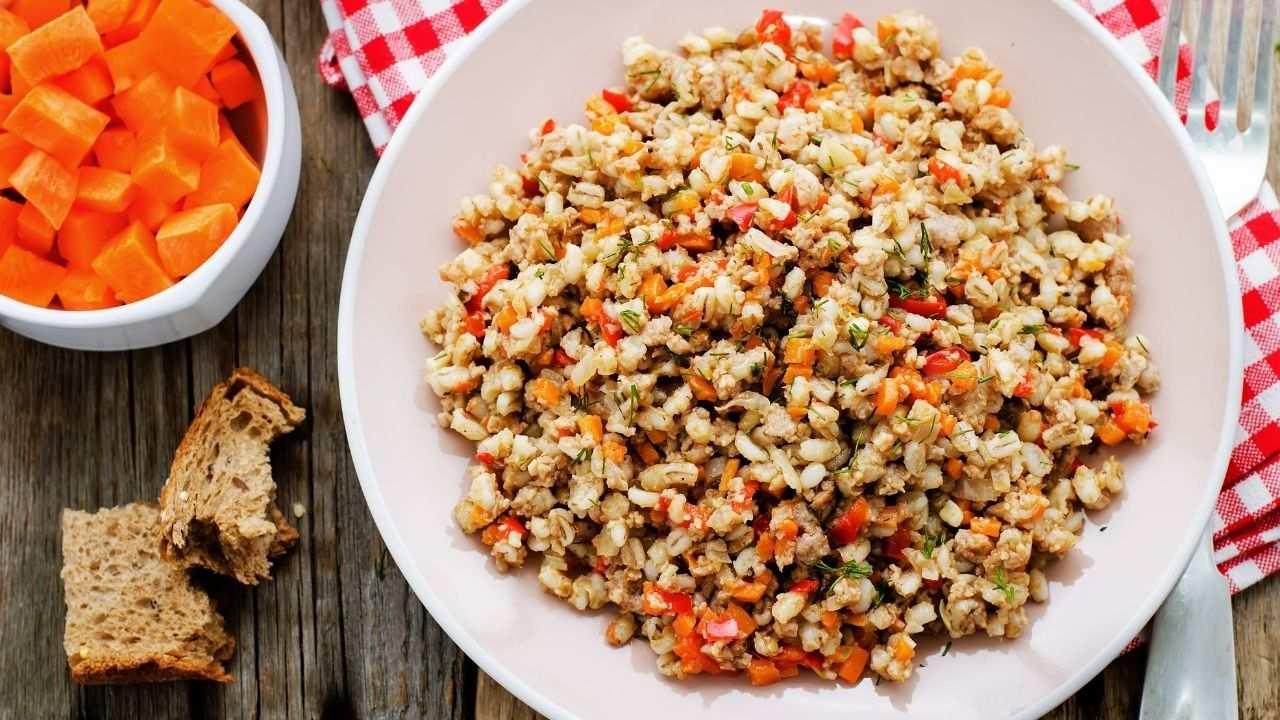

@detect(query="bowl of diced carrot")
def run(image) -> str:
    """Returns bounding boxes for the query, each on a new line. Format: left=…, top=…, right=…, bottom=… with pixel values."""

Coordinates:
left=0, top=0, right=300, bottom=350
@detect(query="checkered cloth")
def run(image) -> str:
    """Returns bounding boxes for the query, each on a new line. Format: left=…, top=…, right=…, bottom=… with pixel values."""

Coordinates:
left=319, top=0, right=1280, bottom=593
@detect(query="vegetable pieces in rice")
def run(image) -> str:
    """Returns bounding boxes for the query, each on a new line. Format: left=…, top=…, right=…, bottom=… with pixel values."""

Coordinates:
left=422, top=8, right=1159, bottom=686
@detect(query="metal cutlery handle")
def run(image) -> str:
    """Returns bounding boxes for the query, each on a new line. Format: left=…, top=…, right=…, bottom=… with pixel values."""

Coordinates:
left=1139, top=527, right=1238, bottom=720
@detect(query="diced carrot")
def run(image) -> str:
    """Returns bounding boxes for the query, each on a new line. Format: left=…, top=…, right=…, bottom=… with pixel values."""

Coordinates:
left=10, top=0, right=71, bottom=30
left=86, top=0, right=134, bottom=34
left=732, top=578, right=768, bottom=603
left=0, top=244, right=65, bottom=305
left=90, top=220, right=172, bottom=301
left=15, top=200, right=54, bottom=254
left=756, top=532, right=775, bottom=561
left=4, top=83, right=109, bottom=167
left=212, top=39, right=236, bottom=65
left=110, top=71, right=174, bottom=133
left=153, top=201, right=234, bottom=277
left=874, top=334, right=909, bottom=354
left=6, top=6, right=103, bottom=86
left=687, top=373, right=717, bottom=402
left=190, top=74, right=220, bottom=105
left=1096, top=421, right=1126, bottom=446
left=57, top=206, right=127, bottom=267
left=75, top=166, right=135, bottom=214
left=166, top=86, right=219, bottom=161
left=1100, top=341, right=1124, bottom=370
left=8, top=63, right=31, bottom=99
left=529, top=376, right=562, bottom=407
left=944, top=457, right=963, bottom=480
left=874, top=378, right=900, bottom=416
left=577, top=414, right=603, bottom=443
left=102, top=0, right=157, bottom=46
left=126, top=186, right=172, bottom=231
left=0, top=11, right=31, bottom=94
left=208, top=58, right=258, bottom=110
left=0, top=196, right=19, bottom=255
left=0, top=94, right=14, bottom=124
left=56, top=268, right=119, bottom=309
left=53, top=56, right=114, bottom=107
left=747, top=658, right=782, bottom=687
left=92, top=126, right=136, bottom=172
left=781, top=363, right=811, bottom=384
left=602, top=440, right=627, bottom=464
left=10, top=148, right=77, bottom=229
left=132, top=128, right=200, bottom=204
left=136, top=0, right=236, bottom=87
left=782, top=337, right=817, bottom=366
left=634, top=440, right=660, bottom=466
left=969, top=516, right=1001, bottom=538
left=102, top=38, right=151, bottom=91
left=725, top=602, right=756, bottom=637
left=216, top=111, right=235, bottom=142
left=0, top=133, right=32, bottom=187
left=493, top=304, right=517, bottom=331
left=837, top=646, right=869, bottom=683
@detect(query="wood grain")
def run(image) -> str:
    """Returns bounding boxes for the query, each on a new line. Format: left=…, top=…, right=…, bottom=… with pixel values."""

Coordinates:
left=0, top=2, right=1275, bottom=719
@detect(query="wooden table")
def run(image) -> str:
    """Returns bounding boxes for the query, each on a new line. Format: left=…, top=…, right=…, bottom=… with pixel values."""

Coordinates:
left=2, top=2, right=1278, bottom=718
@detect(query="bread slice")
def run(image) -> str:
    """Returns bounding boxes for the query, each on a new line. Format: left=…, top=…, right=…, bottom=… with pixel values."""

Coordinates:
left=61, top=503, right=234, bottom=684
left=159, top=368, right=305, bottom=585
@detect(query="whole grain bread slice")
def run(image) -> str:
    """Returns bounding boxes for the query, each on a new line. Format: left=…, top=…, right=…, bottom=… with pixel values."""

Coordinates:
left=159, top=368, right=306, bottom=585
left=61, top=503, right=234, bottom=684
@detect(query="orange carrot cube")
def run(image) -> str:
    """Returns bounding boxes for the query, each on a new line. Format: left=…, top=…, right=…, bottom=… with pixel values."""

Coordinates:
left=191, top=75, right=220, bottom=105
left=0, top=10, right=31, bottom=94
left=9, top=0, right=72, bottom=30
left=208, top=58, right=258, bottom=109
left=136, top=0, right=236, bottom=88
left=10, top=148, right=76, bottom=229
left=155, top=201, right=235, bottom=277
left=90, top=220, right=172, bottom=301
left=212, top=40, right=236, bottom=65
left=3, top=82, right=110, bottom=167
left=102, top=0, right=156, bottom=47
left=56, top=268, right=119, bottom=309
left=0, top=133, right=31, bottom=187
left=7, top=6, right=104, bottom=86
left=57, top=206, right=127, bottom=266
left=102, top=38, right=151, bottom=92
left=86, top=0, right=133, bottom=34
left=110, top=71, right=174, bottom=134
left=0, top=196, right=21, bottom=255
left=0, top=244, right=65, bottom=306
left=127, top=186, right=173, bottom=232
left=92, top=126, right=136, bottom=172
left=54, top=56, right=114, bottom=107
left=167, top=86, right=218, bottom=161
left=0, top=95, right=16, bottom=124
left=185, top=136, right=258, bottom=209
left=15, top=199, right=54, bottom=254
left=132, top=128, right=198, bottom=204
left=77, top=166, right=135, bottom=213
left=8, top=63, right=31, bottom=99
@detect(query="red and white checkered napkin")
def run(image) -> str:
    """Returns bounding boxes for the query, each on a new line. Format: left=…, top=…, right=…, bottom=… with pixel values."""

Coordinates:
left=319, top=0, right=1280, bottom=592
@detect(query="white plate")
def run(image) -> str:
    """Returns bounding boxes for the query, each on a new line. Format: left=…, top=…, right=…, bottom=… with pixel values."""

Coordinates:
left=338, top=1, right=1241, bottom=717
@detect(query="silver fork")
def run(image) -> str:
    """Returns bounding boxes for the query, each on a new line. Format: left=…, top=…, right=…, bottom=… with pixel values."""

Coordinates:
left=1141, top=2, right=1276, bottom=719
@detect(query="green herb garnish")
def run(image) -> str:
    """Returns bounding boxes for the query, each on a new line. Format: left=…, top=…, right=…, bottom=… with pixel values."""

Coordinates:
left=619, top=309, right=643, bottom=334
left=992, top=567, right=1016, bottom=603
left=920, top=222, right=932, bottom=261
left=1019, top=324, right=1044, bottom=335
left=812, top=557, right=874, bottom=592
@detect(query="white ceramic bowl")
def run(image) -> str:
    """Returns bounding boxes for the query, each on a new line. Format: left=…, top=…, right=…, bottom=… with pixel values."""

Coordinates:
left=338, top=1, right=1242, bottom=718
left=0, top=0, right=301, bottom=351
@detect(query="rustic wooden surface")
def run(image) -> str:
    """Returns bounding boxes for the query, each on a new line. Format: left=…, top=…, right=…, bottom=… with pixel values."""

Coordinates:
left=1, top=2, right=1278, bottom=719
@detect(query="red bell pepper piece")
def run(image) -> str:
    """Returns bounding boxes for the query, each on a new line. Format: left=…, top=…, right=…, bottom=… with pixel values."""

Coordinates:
left=788, top=579, right=819, bottom=595
left=601, top=320, right=624, bottom=346
left=832, top=13, right=863, bottom=59
left=465, top=310, right=486, bottom=338
left=465, top=264, right=510, bottom=312
left=928, top=157, right=964, bottom=186
left=889, top=292, right=948, bottom=318
left=884, top=526, right=913, bottom=561
left=727, top=202, right=758, bottom=232
left=643, top=583, right=694, bottom=615
left=539, top=118, right=556, bottom=135
left=755, top=9, right=791, bottom=50
left=923, top=347, right=970, bottom=376
left=1067, top=327, right=1104, bottom=349
left=474, top=451, right=498, bottom=468
left=701, top=616, right=740, bottom=641
left=878, top=313, right=904, bottom=333
left=778, top=80, right=813, bottom=112
left=829, top=498, right=869, bottom=544
left=602, top=88, right=631, bottom=113
left=1013, top=373, right=1034, bottom=398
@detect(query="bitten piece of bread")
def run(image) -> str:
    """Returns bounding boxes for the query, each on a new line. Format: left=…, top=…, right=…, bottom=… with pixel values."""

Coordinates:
left=61, top=503, right=234, bottom=684
left=159, top=368, right=306, bottom=585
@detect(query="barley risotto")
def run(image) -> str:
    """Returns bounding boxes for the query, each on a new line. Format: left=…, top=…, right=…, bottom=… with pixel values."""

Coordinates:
left=421, top=8, right=1158, bottom=686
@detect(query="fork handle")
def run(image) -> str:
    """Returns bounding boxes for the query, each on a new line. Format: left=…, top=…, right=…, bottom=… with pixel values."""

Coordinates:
left=1139, top=527, right=1238, bottom=720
